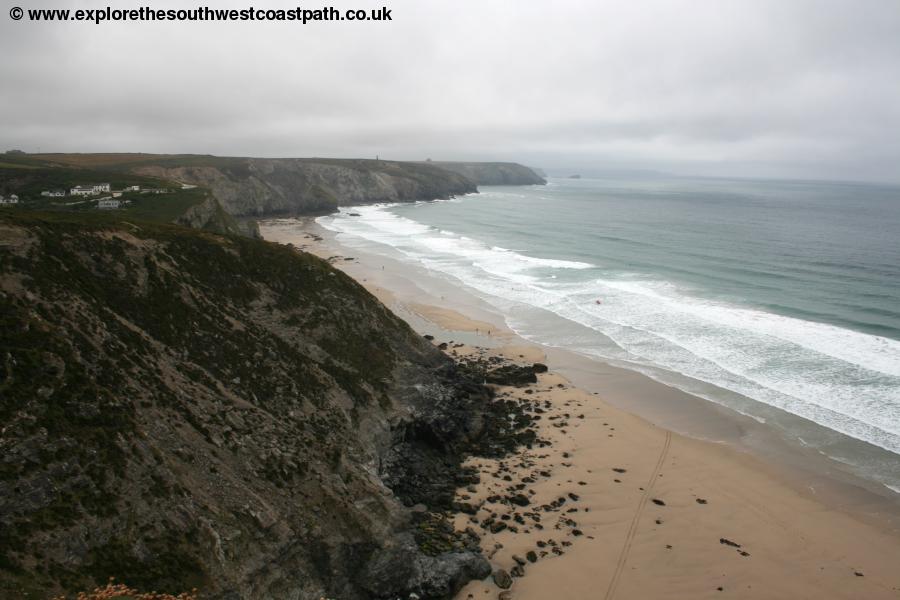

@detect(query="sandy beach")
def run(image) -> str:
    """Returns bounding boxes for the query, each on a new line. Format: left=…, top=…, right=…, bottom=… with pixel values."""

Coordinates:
left=261, top=218, right=900, bottom=599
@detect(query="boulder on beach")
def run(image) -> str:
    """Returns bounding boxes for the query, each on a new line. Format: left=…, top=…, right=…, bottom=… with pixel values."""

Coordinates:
left=484, top=364, right=538, bottom=386
left=493, top=568, right=513, bottom=589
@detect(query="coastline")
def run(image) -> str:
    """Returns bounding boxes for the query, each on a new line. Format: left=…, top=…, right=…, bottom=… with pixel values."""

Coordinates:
left=261, top=217, right=900, bottom=599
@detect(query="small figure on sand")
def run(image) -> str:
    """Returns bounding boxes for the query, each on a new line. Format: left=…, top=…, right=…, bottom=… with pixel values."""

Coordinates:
left=595, top=298, right=602, bottom=305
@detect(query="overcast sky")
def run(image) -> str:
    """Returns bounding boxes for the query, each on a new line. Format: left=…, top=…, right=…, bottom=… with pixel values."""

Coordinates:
left=2, top=0, right=899, bottom=182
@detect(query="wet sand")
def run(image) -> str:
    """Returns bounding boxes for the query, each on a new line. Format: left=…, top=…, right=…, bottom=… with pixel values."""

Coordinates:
left=261, top=218, right=900, bottom=599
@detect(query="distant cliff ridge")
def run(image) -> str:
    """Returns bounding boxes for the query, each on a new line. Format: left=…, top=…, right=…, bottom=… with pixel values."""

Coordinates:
left=7, top=153, right=544, bottom=225
left=425, top=161, right=546, bottom=186
left=132, top=157, right=477, bottom=217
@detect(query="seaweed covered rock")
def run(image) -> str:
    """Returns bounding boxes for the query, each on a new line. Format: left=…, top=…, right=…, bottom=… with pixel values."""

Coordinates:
left=457, top=359, right=539, bottom=387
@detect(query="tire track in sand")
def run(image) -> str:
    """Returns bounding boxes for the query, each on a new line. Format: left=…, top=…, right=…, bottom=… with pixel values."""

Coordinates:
left=604, top=430, right=672, bottom=600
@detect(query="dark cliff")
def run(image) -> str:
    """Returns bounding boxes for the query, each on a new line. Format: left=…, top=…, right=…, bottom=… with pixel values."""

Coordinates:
left=6, top=154, right=543, bottom=224
left=0, top=212, right=534, bottom=599
left=426, top=162, right=546, bottom=186
left=131, top=157, right=477, bottom=217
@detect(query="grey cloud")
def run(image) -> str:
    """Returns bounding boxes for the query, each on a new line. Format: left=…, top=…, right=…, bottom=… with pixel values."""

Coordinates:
left=1, top=0, right=899, bottom=182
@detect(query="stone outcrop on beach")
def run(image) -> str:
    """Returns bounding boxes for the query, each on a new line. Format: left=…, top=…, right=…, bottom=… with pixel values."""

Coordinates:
left=0, top=212, right=534, bottom=599
left=426, top=161, right=546, bottom=186
left=457, top=359, right=550, bottom=387
left=132, top=157, right=478, bottom=217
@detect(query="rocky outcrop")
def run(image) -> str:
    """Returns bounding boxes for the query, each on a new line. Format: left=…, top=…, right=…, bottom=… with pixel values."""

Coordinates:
left=133, top=158, right=477, bottom=217
left=426, top=162, right=546, bottom=186
left=174, top=192, right=261, bottom=238
left=0, top=213, right=532, bottom=599
left=457, top=360, right=549, bottom=387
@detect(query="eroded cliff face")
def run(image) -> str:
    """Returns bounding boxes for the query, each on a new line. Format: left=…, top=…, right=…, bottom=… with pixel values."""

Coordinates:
left=133, top=158, right=477, bottom=217
left=174, top=193, right=262, bottom=239
left=0, top=213, right=521, bottom=599
left=426, top=162, right=546, bottom=186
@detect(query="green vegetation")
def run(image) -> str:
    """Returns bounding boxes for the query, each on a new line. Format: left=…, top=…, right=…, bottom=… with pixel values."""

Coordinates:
left=0, top=209, right=432, bottom=596
left=0, top=165, right=161, bottom=198
left=85, top=533, right=208, bottom=594
left=120, top=188, right=207, bottom=222
left=0, top=158, right=230, bottom=232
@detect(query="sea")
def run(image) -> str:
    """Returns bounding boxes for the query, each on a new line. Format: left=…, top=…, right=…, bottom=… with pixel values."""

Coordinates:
left=317, top=175, right=900, bottom=494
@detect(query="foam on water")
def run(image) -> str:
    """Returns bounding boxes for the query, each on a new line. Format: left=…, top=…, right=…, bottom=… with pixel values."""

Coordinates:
left=318, top=204, right=900, bottom=456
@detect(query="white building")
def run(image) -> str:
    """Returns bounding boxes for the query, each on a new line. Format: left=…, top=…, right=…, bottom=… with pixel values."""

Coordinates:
left=70, top=186, right=95, bottom=196
left=97, top=198, right=121, bottom=209
left=41, top=190, right=66, bottom=197
left=125, top=185, right=140, bottom=192
left=0, top=194, right=19, bottom=205
left=70, top=184, right=111, bottom=196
